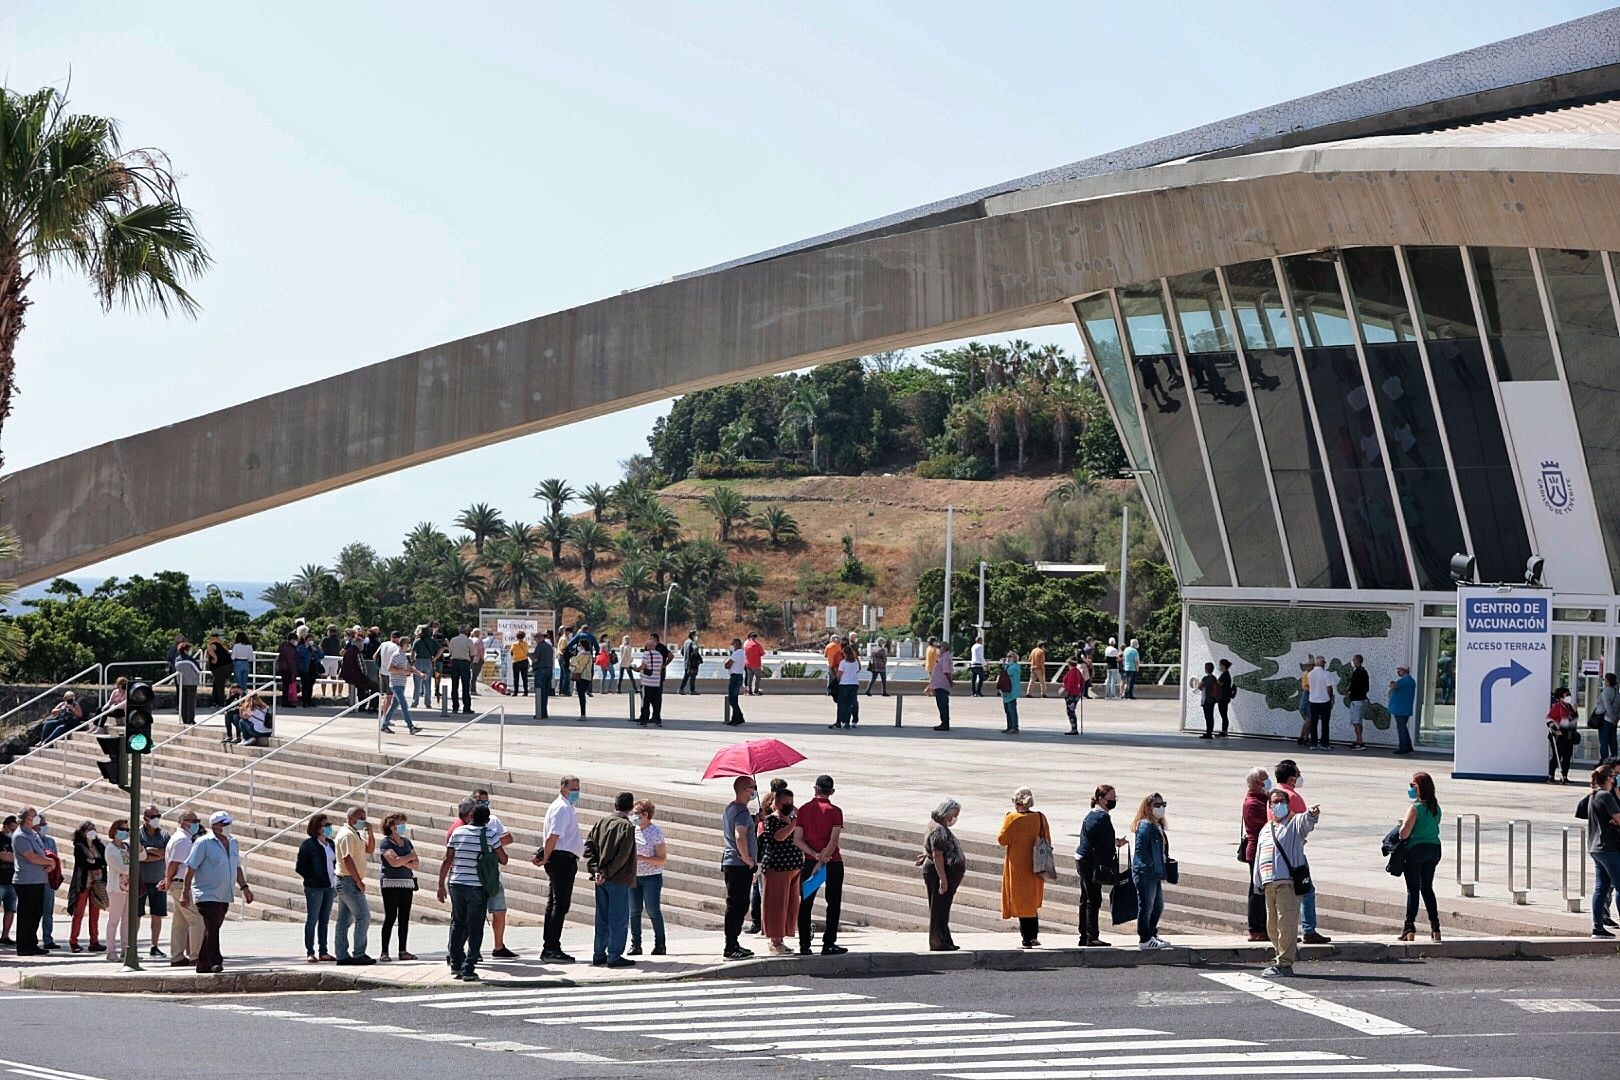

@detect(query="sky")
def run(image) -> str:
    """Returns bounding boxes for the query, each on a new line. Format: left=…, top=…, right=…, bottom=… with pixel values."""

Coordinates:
left=0, top=0, right=1606, bottom=583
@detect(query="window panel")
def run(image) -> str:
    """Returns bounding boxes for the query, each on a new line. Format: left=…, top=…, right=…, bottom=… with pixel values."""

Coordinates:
left=1470, top=247, right=1559, bottom=381
left=1074, top=295, right=1150, bottom=470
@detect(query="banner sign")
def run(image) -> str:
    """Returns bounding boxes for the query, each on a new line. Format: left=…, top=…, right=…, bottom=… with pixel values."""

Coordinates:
left=494, top=617, right=540, bottom=647
left=1453, top=586, right=1552, bottom=781
left=1498, top=381, right=1610, bottom=590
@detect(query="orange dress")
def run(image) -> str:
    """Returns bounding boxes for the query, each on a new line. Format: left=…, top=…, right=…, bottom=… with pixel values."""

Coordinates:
left=997, top=810, right=1047, bottom=919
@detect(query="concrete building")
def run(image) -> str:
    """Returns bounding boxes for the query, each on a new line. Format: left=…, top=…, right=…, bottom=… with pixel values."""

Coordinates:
left=5, top=14, right=1620, bottom=756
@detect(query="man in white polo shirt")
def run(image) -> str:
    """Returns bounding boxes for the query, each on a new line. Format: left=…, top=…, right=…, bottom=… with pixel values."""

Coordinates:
left=533, top=775, right=583, bottom=963
left=156, top=808, right=203, bottom=966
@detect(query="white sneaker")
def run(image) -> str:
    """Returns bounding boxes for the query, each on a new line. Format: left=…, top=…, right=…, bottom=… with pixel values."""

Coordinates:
left=1139, top=938, right=1170, bottom=950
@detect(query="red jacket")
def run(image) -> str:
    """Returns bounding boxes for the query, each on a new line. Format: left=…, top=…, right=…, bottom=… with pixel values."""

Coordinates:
left=1061, top=665, right=1085, bottom=697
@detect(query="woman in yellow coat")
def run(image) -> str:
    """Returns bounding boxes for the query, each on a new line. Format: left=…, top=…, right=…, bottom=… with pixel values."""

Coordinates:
left=997, top=786, right=1049, bottom=947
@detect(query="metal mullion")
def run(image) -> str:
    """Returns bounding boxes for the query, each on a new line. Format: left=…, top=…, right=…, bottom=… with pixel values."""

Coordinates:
left=1392, top=246, right=1476, bottom=562
left=1528, top=248, right=1573, bottom=385
left=1160, top=277, right=1239, bottom=587
left=1459, top=246, right=1539, bottom=554
left=1335, top=255, right=1421, bottom=589
left=1214, top=266, right=1298, bottom=590
left=1272, top=256, right=1359, bottom=591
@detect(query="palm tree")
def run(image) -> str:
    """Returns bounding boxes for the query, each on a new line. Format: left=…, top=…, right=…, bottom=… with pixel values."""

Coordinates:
left=538, top=512, right=576, bottom=564
left=728, top=562, right=764, bottom=621
left=334, top=542, right=377, bottom=582
left=984, top=393, right=1006, bottom=471
left=259, top=581, right=300, bottom=611
left=634, top=501, right=682, bottom=551
left=503, top=520, right=540, bottom=557
left=436, top=552, right=488, bottom=606
left=534, top=478, right=575, bottom=518
left=1012, top=382, right=1032, bottom=472
left=781, top=383, right=829, bottom=470
left=1052, top=394, right=1076, bottom=469
left=580, top=483, right=614, bottom=523
left=0, top=87, right=210, bottom=471
left=454, top=502, right=506, bottom=556
left=700, top=484, right=751, bottom=544
left=482, top=539, right=549, bottom=609
left=534, top=577, right=584, bottom=633
left=753, top=505, right=800, bottom=547
left=367, top=557, right=412, bottom=608
left=570, top=520, right=614, bottom=588
left=0, top=530, right=26, bottom=661
left=292, top=563, right=332, bottom=598
left=404, top=522, right=450, bottom=560
left=608, top=557, right=654, bottom=624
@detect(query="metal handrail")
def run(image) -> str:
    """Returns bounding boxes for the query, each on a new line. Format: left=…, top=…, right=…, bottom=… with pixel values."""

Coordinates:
left=0, top=663, right=107, bottom=777
left=55, top=671, right=181, bottom=792
left=167, top=693, right=380, bottom=821
left=103, top=660, right=172, bottom=698
left=241, top=704, right=505, bottom=862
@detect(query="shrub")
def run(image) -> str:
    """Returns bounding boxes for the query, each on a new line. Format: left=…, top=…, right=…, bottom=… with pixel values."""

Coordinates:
left=690, top=456, right=815, bottom=481
left=915, top=452, right=992, bottom=481
left=778, top=661, right=811, bottom=679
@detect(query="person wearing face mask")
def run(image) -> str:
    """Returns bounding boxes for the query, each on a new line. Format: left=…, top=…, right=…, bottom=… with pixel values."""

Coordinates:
left=1273, top=759, right=1330, bottom=945
left=1130, top=794, right=1172, bottom=950
left=1240, top=768, right=1272, bottom=942
left=10, top=808, right=53, bottom=955
left=34, top=815, right=63, bottom=951
left=1075, top=786, right=1128, bottom=947
left=1253, top=789, right=1320, bottom=978
left=158, top=810, right=205, bottom=966
left=103, top=818, right=130, bottom=961
left=378, top=813, right=419, bottom=961
left=1, top=814, right=17, bottom=947
left=67, top=820, right=106, bottom=952
left=182, top=811, right=253, bottom=973
left=333, top=806, right=377, bottom=965
left=295, top=813, right=339, bottom=962
left=629, top=800, right=667, bottom=956
left=535, top=776, right=584, bottom=963
left=922, top=799, right=967, bottom=951
left=719, top=776, right=758, bottom=961
left=462, top=789, right=517, bottom=960
left=136, top=806, right=169, bottom=959
left=1395, top=772, right=1443, bottom=942
left=1586, top=765, right=1620, bottom=939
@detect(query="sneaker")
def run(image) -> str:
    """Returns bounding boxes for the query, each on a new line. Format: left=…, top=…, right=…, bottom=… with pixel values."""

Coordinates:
left=460, top=971, right=480, bottom=982
left=541, top=950, right=576, bottom=963
left=1593, top=928, right=1616, bottom=938
left=1139, top=938, right=1170, bottom=950
left=380, top=725, right=396, bottom=734
left=491, top=947, right=518, bottom=959
left=821, top=944, right=848, bottom=956
left=627, top=945, right=643, bottom=956
left=724, top=947, right=755, bottom=961
left=605, top=957, right=636, bottom=968
left=1261, top=964, right=1292, bottom=978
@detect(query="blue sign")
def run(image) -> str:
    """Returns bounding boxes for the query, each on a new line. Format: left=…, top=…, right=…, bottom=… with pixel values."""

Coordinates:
left=1478, top=659, right=1531, bottom=725
left=1463, top=596, right=1549, bottom=635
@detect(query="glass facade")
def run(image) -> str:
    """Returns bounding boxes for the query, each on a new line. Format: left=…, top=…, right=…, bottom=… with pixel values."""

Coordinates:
left=1282, top=255, right=1412, bottom=590
left=1117, top=282, right=1231, bottom=587
left=1406, top=246, right=1533, bottom=585
left=1165, top=270, right=1289, bottom=587
left=1341, top=248, right=1468, bottom=589
left=1471, top=246, right=1560, bottom=381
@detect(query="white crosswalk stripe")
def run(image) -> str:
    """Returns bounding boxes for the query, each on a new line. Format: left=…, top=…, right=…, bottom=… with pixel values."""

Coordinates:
left=379, top=979, right=757, bottom=1006
left=528, top=1000, right=929, bottom=1025
left=483, top=990, right=860, bottom=1018
left=633, top=1014, right=1009, bottom=1038
left=937, top=1066, right=1462, bottom=1079
left=795, top=1038, right=1260, bottom=1063
left=860, top=1050, right=1349, bottom=1072
left=426, top=982, right=786, bottom=1010
left=711, top=1026, right=1155, bottom=1052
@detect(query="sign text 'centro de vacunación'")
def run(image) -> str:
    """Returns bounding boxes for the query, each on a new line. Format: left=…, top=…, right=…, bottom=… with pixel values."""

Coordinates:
left=1461, top=596, right=1550, bottom=641
left=1454, top=588, right=1552, bottom=781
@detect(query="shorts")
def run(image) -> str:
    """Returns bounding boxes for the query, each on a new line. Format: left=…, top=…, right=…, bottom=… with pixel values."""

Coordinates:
left=138, top=883, right=168, bottom=917
left=0, top=881, right=16, bottom=913
left=485, top=883, right=507, bottom=914
left=322, top=657, right=341, bottom=679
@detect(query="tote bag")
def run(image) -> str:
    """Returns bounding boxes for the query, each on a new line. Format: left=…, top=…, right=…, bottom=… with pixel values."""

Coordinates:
left=1031, top=813, right=1058, bottom=882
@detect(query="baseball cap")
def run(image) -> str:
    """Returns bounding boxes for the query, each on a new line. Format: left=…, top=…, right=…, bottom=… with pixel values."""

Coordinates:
left=209, top=811, right=233, bottom=826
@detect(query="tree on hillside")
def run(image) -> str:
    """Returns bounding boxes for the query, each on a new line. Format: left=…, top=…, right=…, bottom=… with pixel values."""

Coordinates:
left=753, top=505, right=799, bottom=547
left=482, top=540, right=548, bottom=609
left=538, top=512, right=575, bottom=565
left=781, top=383, right=828, bottom=470
left=435, top=553, right=488, bottom=606
left=0, top=87, right=211, bottom=473
left=728, top=562, right=763, bottom=621
left=366, top=557, right=412, bottom=609
left=569, top=520, right=613, bottom=588
left=534, top=478, right=575, bottom=518
left=534, top=576, right=583, bottom=632
left=503, top=520, right=540, bottom=557
left=335, top=542, right=377, bottom=582
left=293, top=563, right=333, bottom=599
left=634, top=501, right=682, bottom=551
left=454, top=503, right=506, bottom=556
left=608, top=557, right=654, bottom=624
left=260, top=581, right=300, bottom=611
left=1052, top=394, right=1075, bottom=469
left=580, top=483, right=614, bottom=522
left=1012, top=382, right=1032, bottom=472
left=700, top=484, right=751, bottom=544
left=984, top=393, right=1006, bottom=470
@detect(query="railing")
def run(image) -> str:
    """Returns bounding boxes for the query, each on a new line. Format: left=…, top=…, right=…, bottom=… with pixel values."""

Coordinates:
left=0, top=663, right=106, bottom=776
left=1561, top=826, right=1587, bottom=913
left=165, top=694, right=381, bottom=822
left=240, top=704, right=505, bottom=871
left=103, top=660, right=172, bottom=698
left=1455, top=813, right=1480, bottom=897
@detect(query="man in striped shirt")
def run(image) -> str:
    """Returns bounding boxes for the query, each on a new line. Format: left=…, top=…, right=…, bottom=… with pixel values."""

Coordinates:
left=636, top=634, right=667, bottom=727
left=436, top=802, right=507, bottom=982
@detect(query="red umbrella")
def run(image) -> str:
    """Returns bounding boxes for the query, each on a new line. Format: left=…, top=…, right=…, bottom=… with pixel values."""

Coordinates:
left=702, top=738, right=806, bottom=780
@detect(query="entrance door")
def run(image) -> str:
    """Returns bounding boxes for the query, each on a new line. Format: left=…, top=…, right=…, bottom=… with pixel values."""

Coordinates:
left=1417, top=625, right=1456, bottom=748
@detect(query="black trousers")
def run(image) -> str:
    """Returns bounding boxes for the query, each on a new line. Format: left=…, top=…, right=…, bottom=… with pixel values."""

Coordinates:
left=723, top=864, right=753, bottom=952
left=1217, top=698, right=1230, bottom=733
left=865, top=671, right=887, bottom=695
left=1245, top=861, right=1266, bottom=934
left=180, top=685, right=198, bottom=725
left=381, top=888, right=413, bottom=953
left=575, top=678, right=591, bottom=716
left=726, top=675, right=745, bottom=724
left=196, top=900, right=228, bottom=971
left=537, top=673, right=552, bottom=717
left=1077, top=865, right=1104, bottom=941
left=923, top=862, right=963, bottom=950
left=679, top=662, right=699, bottom=694
left=542, top=852, right=577, bottom=953
left=1549, top=731, right=1576, bottom=778
left=450, top=660, right=472, bottom=712
left=799, top=858, right=843, bottom=948
left=299, top=667, right=318, bottom=706
left=15, top=882, right=46, bottom=953
left=1309, top=701, right=1333, bottom=746
left=970, top=665, right=986, bottom=695
left=209, top=668, right=230, bottom=708
left=512, top=659, right=530, bottom=695
left=1018, top=915, right=1040, bottom=945
left=1201, top=700, right=1216, bottom=736
left=934, top=690, right=950, bottom=729
left=639, top=686, right=663, bottom=724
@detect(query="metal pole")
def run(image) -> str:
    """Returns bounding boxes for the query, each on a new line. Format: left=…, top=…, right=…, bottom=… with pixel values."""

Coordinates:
left=1117, top=505, right=1130, bottom=647
left=894, top=695, right=902, bottom=728
left=942, top=506, right=954, bottom=647
left=663, top=584, right=677, bottom=642
left=498, top=706, right=505, bottom=769
left=123, top=753, right=142, bottom=971
left=977, top=561, right=987, bottom=638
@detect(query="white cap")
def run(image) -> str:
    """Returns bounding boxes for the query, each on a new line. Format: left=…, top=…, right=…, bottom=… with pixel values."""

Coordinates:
left=209, top=811, right=233, bottom=826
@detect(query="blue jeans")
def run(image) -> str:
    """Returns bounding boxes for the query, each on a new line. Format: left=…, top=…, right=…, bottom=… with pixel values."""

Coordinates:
left=1591, top=850, right=1620, bottom=933
left=1135, top=874, right=1164, bottom=941
left=1300, top=889, right=1317, bottom=934
left=1002, top=699, right=1019, bottom=731
left=382, top=684, right=414, bottom=729
left=334, top=878, right=370, bottom=959
left=631, top=874, right=665, bottom=950
left=592, top=881, right=630, bottom=962
left=233, top=659, right=251, bottom=692
left=303, top=886, right=334, bottom=956
left=835, top=683, right=859, bottom=726
left=447, top=883, right=488, bottom=975
left=1394, top=714, right=1413, bottom=753
left=1600, top=721, right=1618, bottom=761
left=412, top=659, right=433, bottom=706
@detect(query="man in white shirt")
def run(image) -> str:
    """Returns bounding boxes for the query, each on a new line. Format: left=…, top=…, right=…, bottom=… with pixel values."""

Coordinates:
left=156, top=808, right=204, bottom=966
left=1104, top=639, right=1121, bottom=699
left=723, top=638, right=747, bottom=726
left=469, top=629, right=487, bottom=696
left=970, top=637, right=987, bottom=697
left=447, top=628, right=474, bottom=713
left=1306, top=655, right=1338, bottom=751
left=376, top=631, right=402, bottom=723
left=532, top=776, right=584, bottom=963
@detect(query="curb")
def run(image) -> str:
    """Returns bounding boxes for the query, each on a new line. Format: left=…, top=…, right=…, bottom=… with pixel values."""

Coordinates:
left=15, top=937, right=1615, bottom=994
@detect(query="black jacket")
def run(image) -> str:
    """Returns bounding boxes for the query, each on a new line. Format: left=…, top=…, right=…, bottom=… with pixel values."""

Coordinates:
left=296, top=836, right=334, bottom=889
left=1348, top=666, right=1370, bottom=702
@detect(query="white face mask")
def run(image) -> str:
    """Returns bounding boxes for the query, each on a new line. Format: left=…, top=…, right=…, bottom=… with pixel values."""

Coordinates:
left=1151, top=805, right=1166, bottom=820
left=86, top=830, right=98, bottom=842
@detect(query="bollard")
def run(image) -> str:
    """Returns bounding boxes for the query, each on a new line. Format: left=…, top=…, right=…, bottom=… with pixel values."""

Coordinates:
left=1561, top=827, right=1586, bottom=913
left=441, top=685, right=449, bottom=718
left=1455, top=814, right=1480, bottom=897
left=895, top=695, right=903, bottom=727
left=1507, top=819, right=1530, bottom=905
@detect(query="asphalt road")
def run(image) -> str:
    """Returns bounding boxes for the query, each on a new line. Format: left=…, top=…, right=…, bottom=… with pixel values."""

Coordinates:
left=3, top=958, right=1615, bottom=1080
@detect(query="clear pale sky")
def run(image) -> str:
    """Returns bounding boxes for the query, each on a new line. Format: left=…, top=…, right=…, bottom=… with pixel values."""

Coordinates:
left=1, top=1, right=1602, bottom=582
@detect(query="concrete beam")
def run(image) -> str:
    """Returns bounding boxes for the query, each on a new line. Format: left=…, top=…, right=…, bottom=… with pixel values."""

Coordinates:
left=4, top=147, right=1620, bottom=584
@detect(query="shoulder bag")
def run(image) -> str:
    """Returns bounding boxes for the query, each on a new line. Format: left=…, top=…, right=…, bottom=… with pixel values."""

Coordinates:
left=476, top=827, right=502, bottom=899
left=1032, top=813, right=1058, bottom=882
left=1109, top=841, right=1139, bottom=924
left=1270, top=823, right=1313, bottom=896
left=1162, top=828, right=1179, bottom=885
left=1236, top=822, right=1250, bottom=863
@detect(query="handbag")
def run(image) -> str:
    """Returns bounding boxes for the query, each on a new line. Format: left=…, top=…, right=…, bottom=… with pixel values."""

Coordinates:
left=1032, top=813, right=1058, bottom=882
left=996, top=669, right=1012, bottom=694
left=1589, top=700, right=1606, bottom=729
left=1270, top=823, right=1314, bottom=896
left=89, top=879, right=110, bottom=909
left=476, top=826, right=502, bottom=899
left=1161, top=828, right=1178, bottom=884
left=1109, top=876, right=1140, bottom=925
left=1236, top=824, right=1249, bottom=863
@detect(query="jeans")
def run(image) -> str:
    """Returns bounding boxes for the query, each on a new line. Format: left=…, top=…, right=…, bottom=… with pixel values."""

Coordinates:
left=450, top=659, right=473, bottom=712
left=723, top=863, right=753, bottom=953
left=1591, top=850, right=1620, bottom=933
left=592, top=881, right=630, bottom=963
left=1402, top=842, right=1442, bottom=931
left=1602, top=721, right=1619, bottom=761
left=1002, top=699, right=1019, bottom=731
left=233, top=659, right=251, bottom=692
left=1300, top=889, right=1318, bottom=934
left=631, top=874, right=665, bottom=950
left=334, top=878, right=370, bottom=959
left=303, top=886, right=333, bottom=956
left=1105, top=669, right=1120, bottom=698
left=835, top=683, right=859, bottom=726
left=1135, top=874, right=1164, bottom=941
left=447, top=883, right=488, bottom=975
left=412, top=659, right=433, bottom=706
left=542, top=852, right=577, bottom=954
left=970, top=665, right=985, bottom=695
left=1123, top=669, right=1137, bottom=698
left=537, top=673, right=552, bottom=718
left=865, top=671, right=887, bottom=695
left=1394, top=714, right=1413, bottom=753
left=726, top=674, right=745, bottom=723
left=933, top=690, right=950, bottom=728
left=799, top=857, right=843, bottom=949
left=382, top=684, right=414, bottom=729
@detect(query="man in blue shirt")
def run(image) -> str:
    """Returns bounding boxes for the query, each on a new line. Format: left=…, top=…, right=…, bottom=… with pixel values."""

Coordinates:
left=183, top=811, right=254, bottom=973
left=1122, top=640, right=1142, bottom=700
left=9, top=808, right=53, bottom=955
left=1388, top=664, right=1418, bottom=755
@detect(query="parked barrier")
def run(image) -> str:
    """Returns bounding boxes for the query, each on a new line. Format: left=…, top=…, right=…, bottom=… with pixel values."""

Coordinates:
left=1455, top=813, right=1480, bottom=897
left=1562, top=826, right=1587, bottom=913
left=1507, top=818, right=1532, bottom=905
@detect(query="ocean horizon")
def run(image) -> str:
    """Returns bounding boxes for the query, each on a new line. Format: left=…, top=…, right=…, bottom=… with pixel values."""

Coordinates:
left=3, top=577, right=275, bottom=619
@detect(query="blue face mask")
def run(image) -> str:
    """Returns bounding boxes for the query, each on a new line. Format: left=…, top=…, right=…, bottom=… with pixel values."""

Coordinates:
left=115, top=830, right=130, bottom=843
left=1262, top=778, right=1274, bottom=793
left=1407, top=786, right=1418, bottom=800
left=395, top=824, right=409, bottom=837
left=185, top=822, right=201, bottom=837
left=565, top=791, right=581, bottom=805
left=322, top=825, right=334, bottom=839
left=1271, top=803, right=1289, bottom=821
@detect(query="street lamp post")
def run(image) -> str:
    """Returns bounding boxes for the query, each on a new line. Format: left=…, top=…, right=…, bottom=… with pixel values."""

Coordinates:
left=662, top=583, right=678, bottom=642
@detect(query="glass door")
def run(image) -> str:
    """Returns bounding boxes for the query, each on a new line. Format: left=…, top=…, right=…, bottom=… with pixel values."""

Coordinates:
left=1417, top=625, right=1456, bottom=748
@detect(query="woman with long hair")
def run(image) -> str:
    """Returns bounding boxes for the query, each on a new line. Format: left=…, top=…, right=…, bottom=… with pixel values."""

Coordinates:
left=1396, top=771, right=1443, bottom=942
left=1130, top=793, right=1171, bottom=949
left=103, top=817, right=130, bottom=961
left=66, top=821, right=106, bottom=953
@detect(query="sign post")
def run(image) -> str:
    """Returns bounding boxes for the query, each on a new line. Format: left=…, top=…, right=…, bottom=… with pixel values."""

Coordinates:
left=1453, top=586, right=1552, bottom=781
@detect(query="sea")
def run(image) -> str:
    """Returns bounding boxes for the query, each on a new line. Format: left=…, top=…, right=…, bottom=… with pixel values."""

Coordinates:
left=2, top=577, right=275, bottom=619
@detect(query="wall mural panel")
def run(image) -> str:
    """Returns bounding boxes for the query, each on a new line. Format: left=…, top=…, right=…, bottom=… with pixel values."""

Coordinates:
left=1184, top=603, right=1413, bottom=747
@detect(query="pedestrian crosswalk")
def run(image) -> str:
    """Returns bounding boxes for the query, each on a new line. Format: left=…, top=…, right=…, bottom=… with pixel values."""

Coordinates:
left=381, top=980, right=1562, bottom=1080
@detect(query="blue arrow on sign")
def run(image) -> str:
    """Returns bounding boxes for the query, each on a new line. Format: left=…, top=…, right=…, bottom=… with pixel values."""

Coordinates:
left=1479, top=658, right=1532, bottom=724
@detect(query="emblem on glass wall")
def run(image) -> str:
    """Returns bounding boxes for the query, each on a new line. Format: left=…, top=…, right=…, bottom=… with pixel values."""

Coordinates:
left=1537, top=460, right=1574, bottom=515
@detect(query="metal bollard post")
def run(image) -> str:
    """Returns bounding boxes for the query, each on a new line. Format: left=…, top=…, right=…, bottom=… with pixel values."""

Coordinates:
left=1456, top=814, right=1480, bottom=896
left=895, top=695, right=903, bottom=727
left=498, top=707, right=505, bottom=769
left=1561, top=827, right=1585, bottom=912
left=1507, top=820, right=1529, bottom=905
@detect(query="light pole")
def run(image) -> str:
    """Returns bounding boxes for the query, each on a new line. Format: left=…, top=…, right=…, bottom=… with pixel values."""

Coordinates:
left=662, top=583, right=678, bottom=642
left=1117, top=505, right=1130, bottom=647
left=942, top=506, right=954, bottom=647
